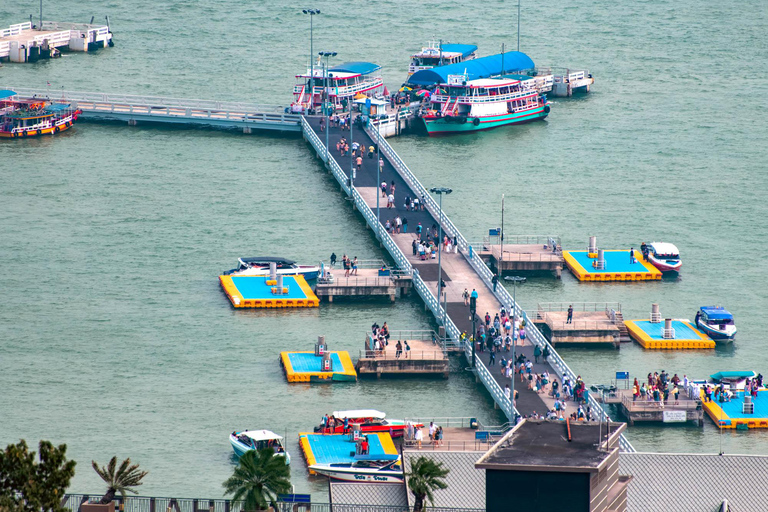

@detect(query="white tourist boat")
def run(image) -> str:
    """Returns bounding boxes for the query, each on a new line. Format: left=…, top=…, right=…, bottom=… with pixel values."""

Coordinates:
left=229, top=430, right=291, bottom=464
left=644, top=242, right=682, bottom=273
left=291, top=62, right=384, bottom=114
left=407, top=41, right=477, bottom=76
left=222, top=257, right=320, bottom=280
left=309, top=454, right=403, bottom=483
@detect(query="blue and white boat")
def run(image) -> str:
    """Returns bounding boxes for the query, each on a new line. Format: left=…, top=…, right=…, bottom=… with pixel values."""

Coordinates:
left=222, top=257, right=319, bottom=280
left=695, top=306, right=737, bottom=342
left=229, top=430, right=291, bottom=465
left=309, top=454, right=403, bottom=483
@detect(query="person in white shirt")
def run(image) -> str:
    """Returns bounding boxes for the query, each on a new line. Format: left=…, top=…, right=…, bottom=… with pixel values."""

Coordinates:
left=428, top=422, right=436, bottom=442
left=414, top=427, right=423, bottom=449
left=505, top=384, right=511, bottom=400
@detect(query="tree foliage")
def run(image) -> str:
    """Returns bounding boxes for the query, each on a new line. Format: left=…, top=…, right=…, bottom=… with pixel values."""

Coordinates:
left=92, top=457, right=148, bottom=504
left=222, top=449, right=291, bottom=511
left=0, top=440, right=76, bottom=512
left=406, top=456, right=449, bottom=512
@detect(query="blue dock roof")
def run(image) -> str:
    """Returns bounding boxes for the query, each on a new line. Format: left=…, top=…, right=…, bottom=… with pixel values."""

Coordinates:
left=329, top=62, right=381, bottom=75
left=408, top=51, right=535, bottom=86
left=440, top=43, right=478, bottom=58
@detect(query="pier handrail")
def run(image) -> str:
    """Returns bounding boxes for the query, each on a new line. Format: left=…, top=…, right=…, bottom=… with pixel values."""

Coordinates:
left=537, top=302, right=622, bottom=313
left=359, top=349, right=446, bottom=360
left=621, top=395, right=701, bottom=412
left=316, top=276, right=394, bottom=287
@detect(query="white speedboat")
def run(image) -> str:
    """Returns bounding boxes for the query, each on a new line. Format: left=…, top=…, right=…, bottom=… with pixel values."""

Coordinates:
left=696, top=307, right=737, bottom=342
left=644, top=242, right=681, bottom=273
left=229, top=430, right=291, bottom=465
left=222, top=257, right=320, bottom=280
left=309, top=454, right=403, bottom=483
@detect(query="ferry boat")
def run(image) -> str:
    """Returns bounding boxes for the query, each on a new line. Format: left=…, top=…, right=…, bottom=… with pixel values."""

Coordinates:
left=407, top=41, right=478, bottom=76
left=418, top=75, right=549, bottom=136
left=222, top=257, right=320, bottom=280
left=0, top=90, right=80, bottom=139
left=314, top=410, right=422, bottom=438
left=291, top=62, right=384, bottom=114
left=695, top=307, right=737, bottom=342
left=309, top=454, right=403, bottom=483
left=229, top=430, right=291, bottom=464
left=643, top=242, right=681, bottom=273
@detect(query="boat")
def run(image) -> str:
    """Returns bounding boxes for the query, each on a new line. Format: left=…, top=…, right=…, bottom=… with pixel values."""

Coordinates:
left=696, top=307, right=737, bottom=341
left=643, top=242, right=681, bottom=273
left=407, top=41, right=477, bottom=76
left=229, top=430, right=291, bottom=464
left=0, top=90, right=80, bottom=139
left=309, top=454, right=403, bottom=483
left=314, top=410, right=422, bottom=438
left=418, top=75, right=549, bottom=136
left=290, top=61, right=384, bottom=115
left=222, top=257, right=320, bottom=280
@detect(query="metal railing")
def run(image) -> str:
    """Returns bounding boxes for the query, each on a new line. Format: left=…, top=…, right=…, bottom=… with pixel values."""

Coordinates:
left=359, top=349, right=446, bottom=360
left=402, top=439, right=489, bottom=451
left=622, top=395, right=700, bottom=412
left=537, top=302, right=622, bottom=313
left=540, top=320, right=620, bottom=331
left=317, top=276, right=394, bottom=287
left=1, top=22, right=32, bottom=37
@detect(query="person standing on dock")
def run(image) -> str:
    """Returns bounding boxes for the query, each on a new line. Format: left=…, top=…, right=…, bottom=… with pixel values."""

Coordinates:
left=319, top=117, right=325, bottom=132
left=330, top=252, right=337, bottom=268
left=489, top=350, right=496, bottom=366
left=567, top=305, right=573, bottom=324
left=352, top=257, right=358, bottom=275
left=629, top=247, right=635, bottom=264
left=492, top=273, right=499, bottom=292
left=534, top=345, right=542, bottom=364
left=402, top=217, right=408, bottom=233
left=381, top=181, right=387, bottom=197
left=404, top=340, right=411, bottom=358
left=395, top=340, right=402, bottom=359
left=463, top=288, right=469, bottom=306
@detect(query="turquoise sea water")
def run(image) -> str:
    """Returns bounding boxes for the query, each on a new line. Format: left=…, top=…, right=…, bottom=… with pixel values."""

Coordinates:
left=1, top=0, right=767, bottom=499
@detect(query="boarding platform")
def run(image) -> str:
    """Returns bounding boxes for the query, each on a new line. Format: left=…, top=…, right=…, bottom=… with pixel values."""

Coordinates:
left=219, top=275, right=319, bottom=308
left=280, top=350, right=357, bottom=383
left=702, top=390, right=768, bottom=429
left=563, top=250, right=662, bottom=281
left=298, top=432, right=397, bottom=474
left=625, top=319, right=714, bottom=349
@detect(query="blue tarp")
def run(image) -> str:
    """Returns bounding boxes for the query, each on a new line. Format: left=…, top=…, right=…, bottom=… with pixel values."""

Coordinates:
left=710, top=371, right=755, bottom=382
left=0, top=90, right=18, bottom=100
left=329, top=61, right=381, bottom=76
left=408, top=51, right=535, bottom=86
left=440, top=44, right=478, bottom=58
left=46, top=103, right=71, bottom=112
left=700, top=307, right=734, bottom=320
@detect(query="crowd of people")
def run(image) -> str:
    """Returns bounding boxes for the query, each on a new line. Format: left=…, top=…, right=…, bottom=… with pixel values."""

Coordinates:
left=632, top=370, right=684, bottom=405
left=370, top=322, right=411, bottom=359
left=702, top=374, right=764, bottom=403
left=403, top=421, right=444, bottom=449
left=328, top=253, right=359, bottom=277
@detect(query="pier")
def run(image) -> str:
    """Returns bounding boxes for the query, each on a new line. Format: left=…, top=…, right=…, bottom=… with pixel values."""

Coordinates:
left=314, top=260, right=411, bottom=302
left=601, top=386, right=704, bottom=426
left=355, top=330, right=449, bottom=378
left=473, top=234, right=564, bottom=278
left=0, top=22, right=112, bottom=62
left=532, top=302, right=627, bottom=347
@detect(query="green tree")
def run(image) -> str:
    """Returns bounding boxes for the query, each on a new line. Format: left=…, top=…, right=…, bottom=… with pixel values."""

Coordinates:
left=0, top=440, right=76, bottom=512
left=91, top=457, right=148, bottom=504
left=222, top=448, right=291, bottom=511
left=406, top=456, right=449, bottom=512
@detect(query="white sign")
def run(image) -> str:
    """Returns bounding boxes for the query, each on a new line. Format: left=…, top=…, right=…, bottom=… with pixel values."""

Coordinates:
left=447, top=74, right=466, bottom=86
left=663, top=410, right=687, bottom=423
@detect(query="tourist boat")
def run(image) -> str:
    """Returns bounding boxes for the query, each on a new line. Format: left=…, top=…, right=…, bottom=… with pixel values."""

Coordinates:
left=643, top=242, right=682, bottom=273
left=222, top=257, right=320, bottom=280
left=407, top=41, right=478, bottom=76
left=290, top=62, right=384, bottom=114
left=314, top=410, right=422, bottom=438
left=229, top=430, right=291, bottom=464
left=696, top=307, right=737, bottom=342
left=418, top=75, right=549, bottom=135
left=0, top=90, right=80, bottom=139
left=309, top=454, right=403, bottom=483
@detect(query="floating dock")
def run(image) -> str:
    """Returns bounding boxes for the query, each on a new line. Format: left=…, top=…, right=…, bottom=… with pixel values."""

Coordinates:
left=280, top=351, right=357, bottom=382
left=298, top=432, right=397, bottom=474
left=563, top=250, right=662, bottom=281
left=702, top=390, right=768, bottom=429
left=0, top=21, right=112, bottom=63
left=355, top=330, right=449, bottom=378
left=625, top=319, right=714, bottom=349
left=219, top=275, right=319, bottom=308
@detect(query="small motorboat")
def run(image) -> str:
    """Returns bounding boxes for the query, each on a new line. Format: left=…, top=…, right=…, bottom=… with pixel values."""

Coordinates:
left=309, top=454, right=403, bottom=483
left=314, top=410, right=422, bottom=438
left=222, top=257, right=319, bottom=280
left=229, top=430, right=291, bottom=465
left=696, top=307, right=737, bottom=342
left=643, top=242, right=682, bottom=273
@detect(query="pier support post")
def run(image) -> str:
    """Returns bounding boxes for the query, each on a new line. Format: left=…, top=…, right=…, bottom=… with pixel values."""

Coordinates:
left=389, top=294, right=395, bottom=303
left=127, top=119, right=137, bottom=126
left=327, top=295, right=333, bottom=303
left=243, top=127, right=252, bottom=134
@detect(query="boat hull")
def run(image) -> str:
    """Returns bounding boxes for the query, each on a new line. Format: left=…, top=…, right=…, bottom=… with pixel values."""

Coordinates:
left=0, top=114, right=78, bottom=138
left=229, top=436, right=291, bottom=464
left=422, top=106, right=548, bottom=136
left=649, top=256, right=681, bottom=273
left=697, top=320, right=736, bottom=342
left=309, top=466, right=403, bottom=483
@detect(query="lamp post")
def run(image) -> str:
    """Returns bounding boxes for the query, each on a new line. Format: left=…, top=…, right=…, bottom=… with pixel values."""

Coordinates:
left=302, top=9, right=320, bottom=107
left=376, top=121, right=381, bottom=239
left=506, top=275, right=525, bottom=423
left=429, top=187, right=453, bottom=330
left=517, top=0, right=521, bottom=51
left=319, top=50, right=337, bottom=162
left=349, top=102, right=354, bottom=188
left=500, top=194, right=505, bottom=268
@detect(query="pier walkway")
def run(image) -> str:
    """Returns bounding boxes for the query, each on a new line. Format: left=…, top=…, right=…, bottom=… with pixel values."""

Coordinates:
left=301, top=115, right=633, bottom=452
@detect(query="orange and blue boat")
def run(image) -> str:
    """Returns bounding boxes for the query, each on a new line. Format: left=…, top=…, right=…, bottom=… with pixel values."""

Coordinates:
left=0, top=90, right=80, bottom=139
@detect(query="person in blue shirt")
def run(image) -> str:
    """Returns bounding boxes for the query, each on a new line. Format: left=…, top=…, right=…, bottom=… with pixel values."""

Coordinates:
left=470, top=289, right=478, bottom=299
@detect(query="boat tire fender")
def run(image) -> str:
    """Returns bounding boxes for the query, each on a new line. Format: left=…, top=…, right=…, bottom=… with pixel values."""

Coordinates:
left=13, top=132, right=19, bottom=138
left=36, top=129, right=42, bottom=135
left=22, top=130, right=28, bottom=137
left=54, top=126, right=60, bottom=133
left=544, top=105, right=551, bottom=114
left=65, top=121, right=71, bottom=127
left=473, top=117, right=480, bottom=126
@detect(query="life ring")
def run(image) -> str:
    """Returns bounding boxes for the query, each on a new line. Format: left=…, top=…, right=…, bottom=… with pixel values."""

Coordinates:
left=544, top=105, right=551, bottom=114
left=22, top=131, right=28, bottom=137
left=473, top=117, right=480, bottom=126
left=13, top=132, right=19, bottom=138
left=54, top=126, right=60, bottom=133
left=36, top=129, right=42, bottom=136
left=65, top=121, right=71, bottom=127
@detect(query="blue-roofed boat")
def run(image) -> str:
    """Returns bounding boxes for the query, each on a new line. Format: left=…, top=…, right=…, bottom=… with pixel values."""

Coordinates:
left=229, top=430, right=291, bottom=465
left=291, top=61, right=384, bottom=115
left=407, top=41, right=477, bottom=76
left=0, top=90, right=81, bottom=139
left=408, top=50, right=535, bottom=87
left=309, top=454, right=403, bottom=483
left=696, top=306, right=737, bottom=342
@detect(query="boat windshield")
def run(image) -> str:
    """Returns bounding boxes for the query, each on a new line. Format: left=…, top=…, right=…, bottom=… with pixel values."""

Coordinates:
left=707, top=318, right=734, bottom=326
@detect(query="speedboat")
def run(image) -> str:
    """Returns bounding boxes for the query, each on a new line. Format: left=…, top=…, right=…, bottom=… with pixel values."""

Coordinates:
left=309, top=454, right=403, bottom=483
left=696, top=307, right=737, bottom=342
left=314, top=410, right=423, bottom=438
left=643, top=242, right=681, bottom=273
left=222, top=257, right=319, bottom=280
left=229, top=430, right=291, bottom=465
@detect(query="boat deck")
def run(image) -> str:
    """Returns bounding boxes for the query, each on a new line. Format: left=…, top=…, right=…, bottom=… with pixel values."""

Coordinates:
left=625, top=319, right=714, bottom=349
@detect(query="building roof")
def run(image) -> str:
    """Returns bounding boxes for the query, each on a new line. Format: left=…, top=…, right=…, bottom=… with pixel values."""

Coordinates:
left=700, top=306, right=734, bottom=320
left=403, top=451, right=486, bottom=510
left=620, top=452, right=768, bottom=512
left=407, top=51, right=535, bottom=86
left=329, top=61, right=381, bottom=75
left=330, top=482, right=408, bottom=508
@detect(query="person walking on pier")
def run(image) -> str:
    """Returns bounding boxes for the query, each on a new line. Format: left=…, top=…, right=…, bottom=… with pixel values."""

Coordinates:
left=368, top=145, right=375, bottom=159
left=395, top=216, right=402, bottom=234
left=492, top=273, right=499, bottom=292
left=567, top=305, right=573, bottom=324
left=319, top=117, right=325, bottom=132
left=402, top=217, right=408, bottom=233
left=388, top=192, right=395, bottom=209
left=356, top=155, right=363, bottom=173
left=471, top=288, right=478, bottom=300
left=489, top=350, right=496, bottom=366
left=534, top=345, right=542, bottom=364
left=463, top=288, right=469, bottom=306
left=381, top=181, right=387, bottom=197
left=330, top=252, right=337, bottom=268
left=379, top=157, right=384, bottom=174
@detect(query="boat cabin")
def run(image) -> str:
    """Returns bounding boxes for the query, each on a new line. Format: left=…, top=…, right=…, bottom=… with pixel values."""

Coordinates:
left=292, top=61, right=384, bottom=114
left=331, top=409, right=387, bottom=425
left=699, top=307, right=735, bottom=329
left=353, top=97, right=388, bottom=119
left=427, top=76, right=541, bottom=118
left=234, top=430, right=286, bottom=453
left=408, top=42, right=477, bottom=75
left=648, top=242, right=680, bottom=260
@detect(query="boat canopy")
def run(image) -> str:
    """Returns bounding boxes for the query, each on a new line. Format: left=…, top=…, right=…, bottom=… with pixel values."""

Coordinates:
left=240, top=257, right=296, bottom=265
left=438, top=44, right=478, bottom=58
left=700, top=306, right=734, bottom=320
left=710, top=371, right=755, bottom=382
left=0, top=90, right=18, bottom=100
left=46, top=103, right=72, bottom=112
left=332, top=409, right=386, bottom=420
left=239, top=430, right=283, bottom=441
left=649, top=242, right=679, bottom=256
left=408, top=51, right=535, bottom=86
left=353, top=454, right=400, bottom=461
left=330, top=62, right=381, bottom=76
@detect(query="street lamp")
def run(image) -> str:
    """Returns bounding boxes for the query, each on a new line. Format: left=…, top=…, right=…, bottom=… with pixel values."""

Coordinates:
left=500, top=194, right=505, bottom=269
left=429, top=187, right=453, bottom=332
left=319, top=50, right=337, bottom=162
left=376, top=122, right=381, bottom=239
left=302, top=9, right=320, bottom=111
left=505, top=275, right=525, bottom=422
left=517, top=0, right=521, bottom=51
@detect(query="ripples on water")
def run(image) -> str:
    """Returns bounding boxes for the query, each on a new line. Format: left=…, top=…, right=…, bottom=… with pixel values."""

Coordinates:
left=1, top=0, right=767, bottom=498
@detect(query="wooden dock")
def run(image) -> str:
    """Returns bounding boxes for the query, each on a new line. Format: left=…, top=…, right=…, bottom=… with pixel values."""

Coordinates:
left=532, top=302, right=627, bottom=348
left=602, top=388, right=704, bottom=426
left=473, top=236, right=564, bottom=278
left=355, top=330, right=448, bottom=378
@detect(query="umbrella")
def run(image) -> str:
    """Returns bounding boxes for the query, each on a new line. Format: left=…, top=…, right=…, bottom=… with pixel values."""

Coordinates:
left=399, top=86, right=412, bottom=92
left=415, top=89, right=430, bottom=97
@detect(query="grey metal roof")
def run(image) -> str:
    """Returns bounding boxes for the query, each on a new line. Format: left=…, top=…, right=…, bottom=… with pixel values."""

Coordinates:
left=403, top=451, right=485, bottom=510
left=620, top=452, right=768, bottom=512
left=329, top=481, right=408, bottom=508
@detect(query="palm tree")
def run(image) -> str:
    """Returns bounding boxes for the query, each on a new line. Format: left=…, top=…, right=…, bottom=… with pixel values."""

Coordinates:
left=223, top=448, right=291, bottom=511
left=92, top=457, right=148, bottom=504
left=407, top=456, right=449, bottom=512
